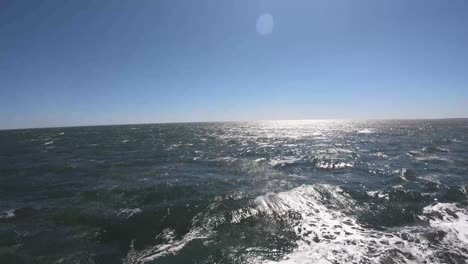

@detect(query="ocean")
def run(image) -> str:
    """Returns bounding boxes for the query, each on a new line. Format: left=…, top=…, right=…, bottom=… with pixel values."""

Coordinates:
left=1, top=120, right=467, bottom=264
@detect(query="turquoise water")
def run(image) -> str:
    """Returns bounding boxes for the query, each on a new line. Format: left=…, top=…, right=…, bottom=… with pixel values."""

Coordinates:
left=1, top=120, right=467, bottom=263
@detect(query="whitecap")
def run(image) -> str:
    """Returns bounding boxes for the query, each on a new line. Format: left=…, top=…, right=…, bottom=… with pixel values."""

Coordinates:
left=421, top=146, right=449, bottom=153
left=421, top=203, right=468, bottom=244
left=316, top=161, right=353, bottom=170
left=414, top=155, right=453, bottom=163
left=213, top=157, right=238, bottom=164
left=367, top=190, right=389, bottom=201
left=371, top=152, right=388, bottom=158
left=0, top=209, right=16, bottom=220
left=252, top=185, right=468, bottom=264
left=357, top=128, right=374, bottom=134
left=124, top=184, right=468, bottom=264
left=166, top=144, right=182, bottom=150
left=118, top=208, right=142, bottom=218
left=155, top=228, right=176, bottom=243
left=269, top=158, right=301, bottom=168
left=125, top=228, right=212, bottom=263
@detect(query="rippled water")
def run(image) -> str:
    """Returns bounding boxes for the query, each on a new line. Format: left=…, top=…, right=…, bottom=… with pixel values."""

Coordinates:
left=1, top=120, right=467, bottom=264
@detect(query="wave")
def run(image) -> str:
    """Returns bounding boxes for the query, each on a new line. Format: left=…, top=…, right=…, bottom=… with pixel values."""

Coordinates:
left=406, top=148, right=454, bottom=163
left=421, top=146, right=449, bottom=153
left=0, top=207, right=37, bottom=222
left=421, top=203, right=468, bottom=244
left=259, top=186, right=468, bottom=264
left=316, top=161, right=353, bottom=169
left=125, top=228, right=212, bottom=263
left=123, top=184, right=468, bottom=263
left=358, top=128, right=375, bottom=134
left=269, top=157, right=354, bottom=171
left=118, top=208, right=142, bottom=218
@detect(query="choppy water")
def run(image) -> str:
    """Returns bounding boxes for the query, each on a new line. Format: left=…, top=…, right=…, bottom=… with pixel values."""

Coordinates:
left=1, top=120, right=467, bottom=264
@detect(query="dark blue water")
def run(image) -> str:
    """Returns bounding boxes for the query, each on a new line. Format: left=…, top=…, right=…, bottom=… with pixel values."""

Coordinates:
left=1, top=120, right=467, bottom=263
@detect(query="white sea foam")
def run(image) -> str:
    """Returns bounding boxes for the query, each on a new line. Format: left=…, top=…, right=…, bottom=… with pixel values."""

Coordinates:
left=407, top=149, right=453, bottom=163
left=414, top=155, right=453, bottom=163
left=358, top=128, right=374, bottom=134
left=118, top=208, right=142, bottom=218
left=269, top=158, right=299, bottom=168
left=371, top=152, right=389, bottom=158
left=124, top=185, right=468, bottom=264
left=0, top=209, right=16, bottom=220
left=421, top=203, right=468, bottom=244
left=166, top=144, right=182, bottom=150
left=258, top=186, right=468, bottom=264
left=367, top=190, right=390, bottom=201
left=125, top=228, right=211, bottom=263
left=316, top=161, right=353, bottom=169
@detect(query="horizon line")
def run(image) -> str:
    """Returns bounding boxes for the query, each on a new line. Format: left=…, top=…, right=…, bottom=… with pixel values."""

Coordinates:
left=1, top=117, right=467, bottom=131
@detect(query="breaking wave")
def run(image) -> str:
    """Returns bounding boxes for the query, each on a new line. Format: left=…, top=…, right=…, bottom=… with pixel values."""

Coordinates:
left=124, top=184, right=468, bottom=263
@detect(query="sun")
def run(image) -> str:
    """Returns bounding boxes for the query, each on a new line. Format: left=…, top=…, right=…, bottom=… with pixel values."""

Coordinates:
left=256, top=13, right=274, bottom=36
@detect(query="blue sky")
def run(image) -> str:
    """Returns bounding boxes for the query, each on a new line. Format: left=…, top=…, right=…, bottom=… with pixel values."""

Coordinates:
left=1, top=0, right=467, bottom=129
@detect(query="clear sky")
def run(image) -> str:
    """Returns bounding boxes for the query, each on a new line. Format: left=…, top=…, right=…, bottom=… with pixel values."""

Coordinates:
left=1, top=0, right=467, bottom=129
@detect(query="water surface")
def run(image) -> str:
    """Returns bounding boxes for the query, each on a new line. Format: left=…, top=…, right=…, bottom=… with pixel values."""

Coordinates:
left=1, top=120, right=467, bottom=263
